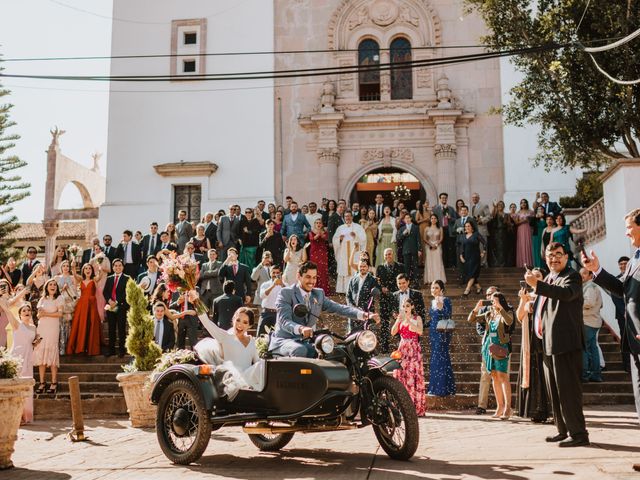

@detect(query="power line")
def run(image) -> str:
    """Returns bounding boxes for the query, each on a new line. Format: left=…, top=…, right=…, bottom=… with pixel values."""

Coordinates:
left=0, top=44, right=564, bottom=83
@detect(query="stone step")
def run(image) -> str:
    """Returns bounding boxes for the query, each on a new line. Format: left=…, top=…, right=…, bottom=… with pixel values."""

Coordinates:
left=34, top=396, right=127, bottom=420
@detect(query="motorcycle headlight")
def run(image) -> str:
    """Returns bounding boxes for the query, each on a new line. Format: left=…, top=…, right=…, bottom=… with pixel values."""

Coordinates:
left=356, top=330, right=377, bottom=353
left=315, top=334, right=335, bottom=354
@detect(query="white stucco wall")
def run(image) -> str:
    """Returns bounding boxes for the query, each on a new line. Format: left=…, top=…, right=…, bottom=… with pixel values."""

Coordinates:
left=499, top=57, right=581, bottom=206
left=99, top=0, right=274, bottom=236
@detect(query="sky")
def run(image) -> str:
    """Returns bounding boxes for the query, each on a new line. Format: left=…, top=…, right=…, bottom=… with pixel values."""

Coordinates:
left=0, top=0, right=113, bottom=222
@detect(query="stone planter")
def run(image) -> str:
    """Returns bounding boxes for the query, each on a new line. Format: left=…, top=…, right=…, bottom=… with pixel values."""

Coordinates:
left=0, top=377, right=35, bottom=469
left=116, top=371, right=156, bottom=428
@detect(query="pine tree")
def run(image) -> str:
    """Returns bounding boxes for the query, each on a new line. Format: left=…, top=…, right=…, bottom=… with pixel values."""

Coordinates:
left=0, top=60, right=31, bottom=262
left=125, top=279, right=162, bottom=372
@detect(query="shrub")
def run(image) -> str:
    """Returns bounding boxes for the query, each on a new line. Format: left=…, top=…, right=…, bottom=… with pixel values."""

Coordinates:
left=124, top=280, right=162, bottom=372
left=0, top=347, right=22, bottom=379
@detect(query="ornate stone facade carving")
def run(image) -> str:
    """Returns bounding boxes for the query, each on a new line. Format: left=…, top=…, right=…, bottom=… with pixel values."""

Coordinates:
left=320, top=81, right=336, bottom=113
left=434, top=144, right=457, bottom=157
left=362, top=148, right=414, bottom=167
left=436, top=74, right=452, bottom=109
left=318, top=147, right=340, bottom=164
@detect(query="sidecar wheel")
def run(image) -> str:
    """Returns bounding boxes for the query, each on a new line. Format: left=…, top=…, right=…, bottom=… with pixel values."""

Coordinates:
left=248, top=432, right=295, bottom=451
left=156, top=379, right=212, bottom=465
left=370, top=376, right=419, bottom=461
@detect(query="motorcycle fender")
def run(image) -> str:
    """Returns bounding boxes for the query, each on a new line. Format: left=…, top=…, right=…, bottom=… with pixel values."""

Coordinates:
left=150, top=364, right=217, bottom=410
left=367, top=356, right=402, bottom=375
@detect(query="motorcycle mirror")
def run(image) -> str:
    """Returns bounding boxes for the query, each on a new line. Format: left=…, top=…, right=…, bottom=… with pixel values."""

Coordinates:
left=293, top=303, right=309, bottom=317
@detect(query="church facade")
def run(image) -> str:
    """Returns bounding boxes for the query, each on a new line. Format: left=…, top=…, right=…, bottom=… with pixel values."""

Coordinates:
left=100, top=0, right=504, bottom=234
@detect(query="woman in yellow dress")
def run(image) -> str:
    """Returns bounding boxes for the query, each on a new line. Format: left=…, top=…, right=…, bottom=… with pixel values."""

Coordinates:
left=360, top=209, right=378, bottom=261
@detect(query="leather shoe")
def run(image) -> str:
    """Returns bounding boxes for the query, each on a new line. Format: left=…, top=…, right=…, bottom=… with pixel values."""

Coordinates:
left=559, top=436, right=590, bottom=448
left=632, top=464, right=640, bottom=472
left=545, top=434, right=568, bottom=443
left=475, top=407, right=486, bottom=415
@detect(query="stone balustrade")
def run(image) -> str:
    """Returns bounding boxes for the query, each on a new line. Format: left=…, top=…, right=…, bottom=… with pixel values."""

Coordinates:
left=570, top=197, right=606, bottom=245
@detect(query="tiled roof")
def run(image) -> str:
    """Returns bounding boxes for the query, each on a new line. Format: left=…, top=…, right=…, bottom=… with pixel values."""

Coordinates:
left=6, top=221, right=89, bottom=240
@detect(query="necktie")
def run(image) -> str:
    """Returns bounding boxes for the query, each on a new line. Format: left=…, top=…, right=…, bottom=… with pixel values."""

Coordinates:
left=111, top=274, right=119, bottom=300
left=233, top=264, right=238, bottom=276
left=29, top=260, right=32, bottom=268
left=635, top=249, right=640, bottom=260
left=462, top=217, right=466, bottom=225
left=162, top=243, right=167, bottom=249
left=154, top=320, right=161, bottom=344
left=442, top=209, right=449, bottom=227
left=149, top=236, right=155, bottom=255
left=472, top=205, right=476, bottom=216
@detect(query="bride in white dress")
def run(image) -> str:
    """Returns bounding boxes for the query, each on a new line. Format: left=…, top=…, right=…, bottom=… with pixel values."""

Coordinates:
left=196, top=307, right=264, bottom=397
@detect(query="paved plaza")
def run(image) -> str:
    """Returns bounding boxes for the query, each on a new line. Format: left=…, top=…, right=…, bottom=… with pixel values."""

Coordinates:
left=6, top=406, right=640, bottom=479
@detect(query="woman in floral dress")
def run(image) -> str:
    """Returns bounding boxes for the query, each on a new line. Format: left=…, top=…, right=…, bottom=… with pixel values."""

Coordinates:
left=54, top=260, right=78, bottom=356
left=391, top=298, right=426, bottom=416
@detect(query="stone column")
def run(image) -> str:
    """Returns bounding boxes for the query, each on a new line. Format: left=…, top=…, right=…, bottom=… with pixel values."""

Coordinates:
left=318, top=148, right=340, bottom=200
left=434, top=144, right=457, bottom=199
left=310, top=112, right=344, bottom=201
left=380, top=51, right=391, bottom=102
left=43, top=220, right=59, bottom=265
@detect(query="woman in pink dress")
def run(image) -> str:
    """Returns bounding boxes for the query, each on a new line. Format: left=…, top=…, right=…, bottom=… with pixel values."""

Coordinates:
left=391, top=298, right=426, bottom=416
left=3, top=301, right=36, bottom=423
left=512, top=198, right=534, bottom=268
left=306, top=218, right=331, bottom=295
left=33, top=279, right=64, bottom=395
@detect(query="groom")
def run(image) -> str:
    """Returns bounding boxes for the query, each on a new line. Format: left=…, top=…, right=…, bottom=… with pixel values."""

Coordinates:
left=269, top=261, right=379, bottom=357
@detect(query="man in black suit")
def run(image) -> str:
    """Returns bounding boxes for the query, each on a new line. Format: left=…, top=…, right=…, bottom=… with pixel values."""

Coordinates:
left=115, top=230, right=142, bottom=279
left=137, top=256, right=162, bottom=296
left=198, top=248, right=223, bottom=315
left=376, top=248, right=405, bottom=352
left=432, top=193, right=457, bottom=268
left=20, top=246, right=40, bottom=283
left=534, top=192, right=562, bottom=217
left=81, top=238, right=101, bottom=266
left=182, top=242, right=205, bottom=266
left=141, top=222, right=162, bottom=259
left=346, top=259, right=381, bottom=333
left=258, top=219, right=285, bottom=268
left=610, top=256, right=631, bottom=372
left=102, top=259, right=131, bottom=357
left=158, top=231, right=178, bottom=254
left=212, top=280, right=243, bottom=330
left=584, top=209, right=640, bottom=434
left=398, top=213, right=422, bottom=287
left=151, top=302, right=175, bottom=352
left=372, top=193, right=386, bottom=222
left=525, top=241, right=588, bottom=447
left=102, top=234, right=117, bottom=262
left=391, top=272, right=426, bottom=329
left=170, top=290, right=199, bottom=350
left=219, top=248, right=252, bottom=304
left=203, top=212, right=217, bottom=251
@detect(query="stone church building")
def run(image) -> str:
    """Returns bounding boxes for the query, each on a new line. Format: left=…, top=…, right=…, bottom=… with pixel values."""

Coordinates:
left=99, top=0, right=504, bottom=233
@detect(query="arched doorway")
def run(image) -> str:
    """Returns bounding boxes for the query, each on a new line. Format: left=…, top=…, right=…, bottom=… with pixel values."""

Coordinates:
left=349, top=167, right=426, bottom=210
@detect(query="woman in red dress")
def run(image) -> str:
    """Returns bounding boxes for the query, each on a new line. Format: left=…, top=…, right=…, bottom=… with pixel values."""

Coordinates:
left=391, top=298, right=426, bottom=416
left=66, top=263, right=105, bottom=355
left=306, top=218, right=331, bottom=295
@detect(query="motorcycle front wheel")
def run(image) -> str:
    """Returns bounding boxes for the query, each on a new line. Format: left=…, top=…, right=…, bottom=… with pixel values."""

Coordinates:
left=370, top=376, right=419, bottom=460
left=156, top=379, right=212, bottom=465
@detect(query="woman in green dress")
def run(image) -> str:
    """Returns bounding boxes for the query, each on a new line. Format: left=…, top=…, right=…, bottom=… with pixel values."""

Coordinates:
left=470, top=292, right=514, bottom=419
left=375, top=206, right=397, bottom=267
left=531, top=207, right=546, bottom=268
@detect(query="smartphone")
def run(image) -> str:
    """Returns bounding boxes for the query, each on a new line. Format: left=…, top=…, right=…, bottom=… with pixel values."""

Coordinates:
left=524, top=263, right=533, bottom=271
left=481, top=300, right=492, bottom=307
left=519, top=280, right=527, bottom=290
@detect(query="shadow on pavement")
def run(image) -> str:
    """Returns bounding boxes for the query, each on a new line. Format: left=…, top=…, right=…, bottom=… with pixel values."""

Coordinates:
left=6, top=467, right=71, bottom=480
left=590, top=442, right=640, bottom=453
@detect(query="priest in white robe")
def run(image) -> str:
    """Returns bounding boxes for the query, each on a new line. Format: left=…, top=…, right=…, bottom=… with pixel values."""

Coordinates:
left=332, top=211, right=367, bottom=293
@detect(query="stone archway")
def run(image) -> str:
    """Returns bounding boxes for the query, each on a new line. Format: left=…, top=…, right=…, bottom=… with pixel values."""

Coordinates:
left=340, top=158, right=438, bottom=204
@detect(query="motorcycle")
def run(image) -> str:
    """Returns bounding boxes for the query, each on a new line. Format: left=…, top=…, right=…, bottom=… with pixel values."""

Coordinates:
left=150, top=303, right=419, bottom=464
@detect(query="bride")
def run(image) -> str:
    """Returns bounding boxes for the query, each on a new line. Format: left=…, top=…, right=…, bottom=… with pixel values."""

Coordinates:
left=196, top=306, right=264, bottom=397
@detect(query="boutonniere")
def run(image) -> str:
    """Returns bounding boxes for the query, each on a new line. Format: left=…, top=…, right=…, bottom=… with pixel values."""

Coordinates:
left=312, top=298, right=318, bottom=306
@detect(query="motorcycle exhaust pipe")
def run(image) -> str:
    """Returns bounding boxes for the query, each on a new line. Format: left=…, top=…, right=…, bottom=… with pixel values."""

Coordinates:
left=242, top=425, right=300, bottom=434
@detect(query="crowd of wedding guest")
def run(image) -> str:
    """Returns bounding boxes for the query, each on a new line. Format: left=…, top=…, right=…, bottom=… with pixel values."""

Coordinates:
left=0, top=190, right=611, bottom=427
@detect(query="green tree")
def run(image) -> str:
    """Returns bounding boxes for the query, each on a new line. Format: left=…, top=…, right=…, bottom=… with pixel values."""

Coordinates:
left=0, top=60, right=30, bottom=262
left=465, top=0, right=640, bottom=170
left=124, top=280, right=162, bottom=372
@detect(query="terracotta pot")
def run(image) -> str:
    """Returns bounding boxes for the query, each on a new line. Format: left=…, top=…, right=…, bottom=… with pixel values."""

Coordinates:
left=116, top=371, right=156, bottom=428
left=0, top=377, right=35, bottom=469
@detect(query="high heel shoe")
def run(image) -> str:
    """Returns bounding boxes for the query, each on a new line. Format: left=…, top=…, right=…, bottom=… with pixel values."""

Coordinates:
left=476, top=285, right=482, bottom=294
left=47, top=383, right=58, bottom=395
left=35, top=383, right=46, bottom=395
left=463, top=289, right=470, bottom=297
left=501, top=408, right=513, bottom=420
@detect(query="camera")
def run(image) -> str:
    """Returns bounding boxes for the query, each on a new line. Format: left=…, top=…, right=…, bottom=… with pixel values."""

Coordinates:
left=481, top=300, right=492, bottom=307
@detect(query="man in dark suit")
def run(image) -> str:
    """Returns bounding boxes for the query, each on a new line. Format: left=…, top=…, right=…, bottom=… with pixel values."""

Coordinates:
left=20, top=246, right=40, bottom=282
left=102, top=234, right=117, bottom=262
left=216, top=206, right=240, bottom=261
left=182, top=242, right=205, bottom=266
left=219, top=247, right=252, bottom=303
left=584, top=209, right=640, bottom=435
left=525, top=241, right=588, bottom=447
left=327, top=203, right=345, bottom=242
left=102, top=259, right=131, bottom=357
left=158, top=231, right=178, bottom=253
left=398, top=213, right=422, bottom=287
left=212, top=280, right=243, bottom=330
left=203, top=212, right=217, bottom=251
left=258, top=220, right=286, bottom=268
left=175, top=209, right=193, bottom=254
left=170, top=290, right=199, bottom=350
left=376, top=248, right=405, bottom=353
left=140, top=222, right=162, bottom=259
left=534, top=192, right=562, bottom=217
left=610, top=256, right=631, bottom=372
left=391, top=273, right=426, bottom=326
left=115, top=230, right=142, bottom=279
left=136, top=256, right=162, bottom=296
left=151, top=302, right=175, bottom=352
left=372, top=193, right=387, bottom=222
left=346, top=259, right=380, bottom=333
left=81, top=238, right=101, bottom=266
left=198, top=249, right=223, bottom=314
left=432, top=192, right=457, bottom=268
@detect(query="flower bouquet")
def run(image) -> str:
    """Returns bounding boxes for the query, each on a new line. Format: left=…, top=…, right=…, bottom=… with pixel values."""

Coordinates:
left=159, top=252, right=208, bottom=314
left=67, top=244, right=81, bottom=259
left=94, top=252, right=106, bottom=264
left=391, top=183, right=411, bottom=202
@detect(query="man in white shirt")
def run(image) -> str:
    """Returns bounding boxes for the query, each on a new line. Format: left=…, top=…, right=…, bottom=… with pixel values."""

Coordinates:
left=305, top=202, right=323, bottom=228
left=251, top=251, right=273, bottom=307
left=581, top=268, right=603, bottom=382
left=258, top=265, right=284, bottom=335
left=137, top=256, right=161, bottom=296
left=152, top=302, right=175, bottom=352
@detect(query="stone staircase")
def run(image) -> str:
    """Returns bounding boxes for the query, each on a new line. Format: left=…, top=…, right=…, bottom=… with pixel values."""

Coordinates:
left=32, top=267, right=633, bottom=420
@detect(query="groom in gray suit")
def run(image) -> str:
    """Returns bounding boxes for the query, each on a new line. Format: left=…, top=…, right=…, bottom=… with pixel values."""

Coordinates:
left=269, top=261, right=379, bottom=357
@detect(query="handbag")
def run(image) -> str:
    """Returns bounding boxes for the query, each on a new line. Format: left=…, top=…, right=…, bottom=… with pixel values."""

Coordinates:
left=489, top=343, right=509, bottom=360
left=436, top=319, right=455, bottom=332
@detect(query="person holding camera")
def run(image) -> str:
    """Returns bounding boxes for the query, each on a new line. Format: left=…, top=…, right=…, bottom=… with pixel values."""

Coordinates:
left=258, top=264, right=285, bottom=336
left=469, top=291, right=514, bottom=419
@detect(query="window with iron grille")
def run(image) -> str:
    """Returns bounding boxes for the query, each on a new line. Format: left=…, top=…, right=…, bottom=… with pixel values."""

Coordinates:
left=173, top=185, right=201, bottom=222
left=390, top=37, right=413, bottom=100
left=358, top=39, right=380, bottom=101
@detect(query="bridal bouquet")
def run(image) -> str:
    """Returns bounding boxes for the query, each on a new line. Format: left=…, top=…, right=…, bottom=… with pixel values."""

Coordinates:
left=159, top=252, right=208, bottom=314
left=67, top=244, right=80, bottom=259
left=94, top=252, right=106, bottom=264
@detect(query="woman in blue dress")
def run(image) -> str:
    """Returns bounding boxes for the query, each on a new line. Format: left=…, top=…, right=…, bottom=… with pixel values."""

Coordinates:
left=427, top=279, right=456, bottom=396
left=551, top=213, right=586, bottom=266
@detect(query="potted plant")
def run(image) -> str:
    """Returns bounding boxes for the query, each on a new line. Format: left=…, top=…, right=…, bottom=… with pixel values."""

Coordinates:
left=116, top=281, right=162, bottom=428
left=0, top=347, right=34, bottom=469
